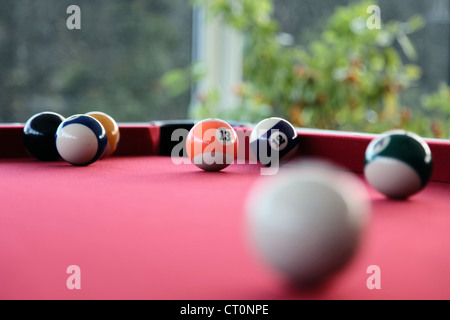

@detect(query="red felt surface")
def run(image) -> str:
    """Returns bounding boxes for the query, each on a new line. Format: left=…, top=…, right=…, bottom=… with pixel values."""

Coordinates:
left=1, top=156, right=450, bottom=299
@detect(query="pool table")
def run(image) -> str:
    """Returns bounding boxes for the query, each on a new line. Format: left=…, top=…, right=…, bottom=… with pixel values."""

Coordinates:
left=1, top=122, right=450, bottom=300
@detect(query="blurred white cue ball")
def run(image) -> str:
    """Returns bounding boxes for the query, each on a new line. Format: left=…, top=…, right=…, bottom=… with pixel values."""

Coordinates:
left=245, top=160, right=371, bottom=286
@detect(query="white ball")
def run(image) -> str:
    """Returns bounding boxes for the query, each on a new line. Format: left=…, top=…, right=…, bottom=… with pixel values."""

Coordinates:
left=55, top=114, right=107, bottom=166
left=245, top=160, right=370, bottom=285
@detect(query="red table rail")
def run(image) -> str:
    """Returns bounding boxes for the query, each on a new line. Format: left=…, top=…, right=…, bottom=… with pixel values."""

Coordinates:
left=1, top=123, right=449, bottom=183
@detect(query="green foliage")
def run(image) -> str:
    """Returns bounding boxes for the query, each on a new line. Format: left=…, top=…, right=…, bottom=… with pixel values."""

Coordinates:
left=421, top=83, right=450, bottom=138
left=286, top=1, right=425, bottom=132
left=166, top=0, right=449, bottom=138
left=189, top=82, right=273, bottom=122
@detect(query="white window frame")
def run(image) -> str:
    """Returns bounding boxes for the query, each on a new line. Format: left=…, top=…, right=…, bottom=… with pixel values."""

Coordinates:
left=190, top=4, right=244, bottom=113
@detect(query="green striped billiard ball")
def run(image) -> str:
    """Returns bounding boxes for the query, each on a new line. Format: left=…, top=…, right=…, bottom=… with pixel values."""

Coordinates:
left=364, top=130, right=433, bottom=199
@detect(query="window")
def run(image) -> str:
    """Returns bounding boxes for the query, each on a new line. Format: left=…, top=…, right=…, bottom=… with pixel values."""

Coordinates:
left=274, top=0, right=449, bottom=99
left=1, top=0, right=449, bottom=138
left=0, top=0, right=192, bottom=123
left=271, top=0, right=450, bottom=137
left=190, top=0, right=450, bottom=138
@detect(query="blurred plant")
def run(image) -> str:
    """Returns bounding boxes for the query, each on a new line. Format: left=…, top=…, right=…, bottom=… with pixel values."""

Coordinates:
left=420, top=83, right=450, bottom=138
left=283, top=1, right=425, bottom=133
left=162, top=0, right=450, bottom=137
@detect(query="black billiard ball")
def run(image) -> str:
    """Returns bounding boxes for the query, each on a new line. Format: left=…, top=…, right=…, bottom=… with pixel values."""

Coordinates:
left=23, top=111, right=65, bottom=161
left=150, top=120, right=195, bottom=156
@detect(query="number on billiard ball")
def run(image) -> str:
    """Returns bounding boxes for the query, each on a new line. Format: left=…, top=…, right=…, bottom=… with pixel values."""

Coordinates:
left=218, top=129, right=231, bottom=142
left=364, top=130, right=433, bottom=199
left=186, top=118, right=238, bottom=171
left=249, top=117, right=299, bottom=166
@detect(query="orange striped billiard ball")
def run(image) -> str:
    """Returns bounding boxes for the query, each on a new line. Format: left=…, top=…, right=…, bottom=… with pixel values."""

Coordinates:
left=86, top=111, right=120, bottom=158
left=186, top=118, right=238, bottom=171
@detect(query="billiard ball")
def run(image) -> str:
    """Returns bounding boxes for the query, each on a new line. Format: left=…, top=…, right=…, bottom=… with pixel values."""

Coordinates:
left=364, top=130, right=433, bottom=199
left=55, top=114, right=107, bottom=166
left=86, top=111, right=120, bottom=157
left=245, top=160, right=370, bottom=286
left=23, top=111, right=65, bottom=161
left=150, top=120, right=195, bottom=156
left=186, top=118, right=238, bottom=171
left=249, top=117, right=299, bottom=167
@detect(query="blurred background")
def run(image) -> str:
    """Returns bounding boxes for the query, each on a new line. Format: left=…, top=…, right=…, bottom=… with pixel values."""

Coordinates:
left=0, top=0, right=449, bottom=138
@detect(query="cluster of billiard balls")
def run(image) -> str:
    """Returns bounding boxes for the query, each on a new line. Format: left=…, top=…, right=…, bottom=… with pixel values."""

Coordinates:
left=187, top=117, right=433, bottom=200
left=186, top=117, right=300, bottom=171
left=189, top=118, right=433, bottom=286
left=23, top=111, right=120, bottom=166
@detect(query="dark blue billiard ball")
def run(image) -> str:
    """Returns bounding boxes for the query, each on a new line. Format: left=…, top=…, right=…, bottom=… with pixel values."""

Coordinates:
left=55, top=114, right=107, bottom=166
left=249, top=117, right=299, bottom=166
